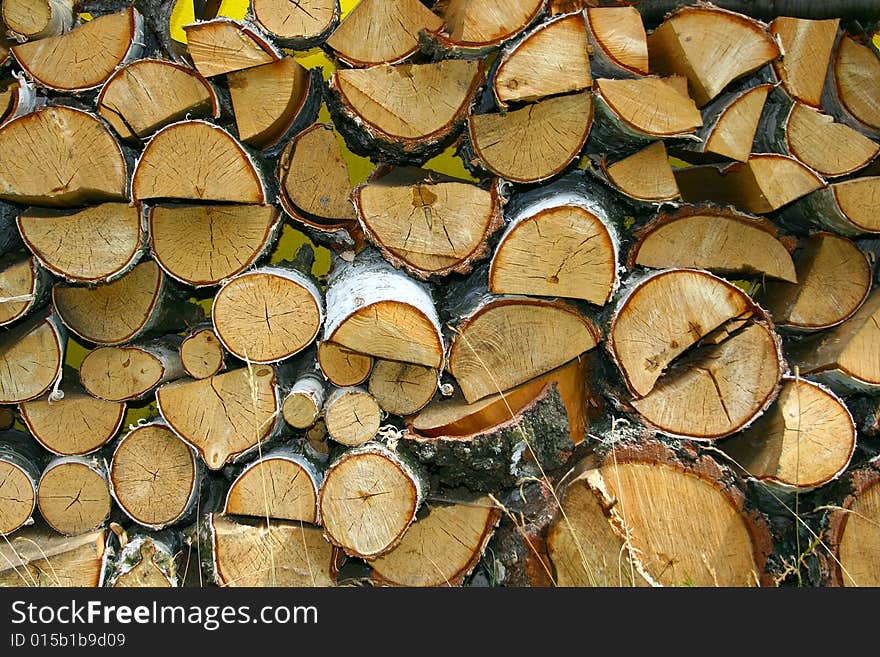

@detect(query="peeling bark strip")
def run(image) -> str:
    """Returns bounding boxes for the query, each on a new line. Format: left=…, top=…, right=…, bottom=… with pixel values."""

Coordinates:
left=105, top=531, right=183, bottom=587
left=0, top=430, right=46, bottom=535
left=0, top=309, right=66, bottom=405
left=79, top=335, right=185, bottom=402
left=0, top=523, right=107, bottom=587
left=0, top=76, right=43, bottom=129
left=37, top=456, right=111, bottom=536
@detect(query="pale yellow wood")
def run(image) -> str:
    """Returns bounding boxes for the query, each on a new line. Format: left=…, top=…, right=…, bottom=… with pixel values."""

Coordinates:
left=111, top=540, right=173, bottom=587
left=834, top=36, right=880, bottom=130
left=282, top=392, right=320, bottom=429
left=587, top=7, right=649, bottom=75
left=0, top=316, right=63, bottom=404
left=38, top=461, right=110, bottom=535
left=0, top=256, right=36, bottom=326
left=771, top=17, right=839, bottom=107
left=317, top=341, right=373, bottom=386
left=368, top=359, right=436, bottom=416
left=184, top=19, right=279, bottom=77
left=79, top=345, right=166, bottom=402
left=704, top=84, right=771, bottom=162
left=2, top=0, right=54, bottom=37
left=839, top=479, right=880, bottom=586
left=324, top=388, right=382, bottom=446
left=834, top=177, right=880, bottom=232
left=596, top=77, right=702, bottom=136
left=180, top=328, right=224, bottom=379
left=253, top=0, right=337, bottom=41
left=605, top=141, right=679, bottom=202
left=808, top=291, right=880, bottom=386
left=0, top=461, right=34, bottom=535
left=439, top=0, right=544, bottom=46
left=787, top=102, right=879, bottom=177
left=0, top=526, right=106, bottom=586
left=21, top=391, right=125, bottom=455
left=225, top=458, right=318, bottom=523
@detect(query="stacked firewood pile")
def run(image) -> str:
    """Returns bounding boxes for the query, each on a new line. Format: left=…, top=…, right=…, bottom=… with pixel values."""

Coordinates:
left=1, top=0, right=879, bottom=588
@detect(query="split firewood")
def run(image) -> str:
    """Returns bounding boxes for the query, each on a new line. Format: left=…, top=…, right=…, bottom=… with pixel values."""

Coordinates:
left=325, top=0, right=443, bottom=67
left=491, top=12, right=591, bottom=109
left=323, top=386, right=383, bottom=447
left=280, top=351, right=326, bottom=429
left=717, top=377, right=856, bottom=492
left=489, top=172, right=619, bottom=304
left=2, top=0, right=74, bottom=41
left=316, top=340, right=373, bottom=387
left=249, top=0, right=339, bottom=49
left=759, top=232, right=872, bottom=332
left=20, top=372, right=125, bottom=455
left=223, top=445, right=323, bottom=523
left=646, top=5, right=781, bottom=107
left=227, top=58, right=321, bottom=154
left=149, top=204, right=281, bottom=287
left=155, top=365, right=282, bottom=470
left=323, top=248, right=445, bottom=369
left=784, top=177, right=880, bottom=236
left=109, top=420, right=203, bottom=530
left=0, top=522, right=107, bottom=586
left=546, top=435, right=775, bottom=586
left=596, top=141, right=680, bottom=203
left=368, top=359, right=437, bottom=417
left=466, top=91, right=594, bottom=184
left=52, top=260, right=204, bottom=346
left=318, top=442, right=425, bottom=559
left=105, top=530, right=183, bottom=587
left=424, top=0, right=546, bottom=58
left=132, top=120, right=270, bottom=204
left=369, top=495, right=500, bottom=587
left=0, top=105, right=128, bottom=207
left=674, top=154, right=826, bottom=214
left=585, top=7, right=649, bottom=78
left=769, top=16, right=839, bottom=107
left=0, top=253, right=51, bottom=328
left=37, top=456, right=112, bottom=536
left=97, top=58, right=220, bottom=142
left=78, top=335, right=185, bottom=402
left=10, top=7, right=144, bottom=92
left=0, top=76, right=42, bottom=128
left=0, top=429, right=46, bottom=535
left=823, top=34, right=880, bottom=137
left=327, top=59, right=483, bottom=164
left=444, top=265, right=600, bottom=403
left=180, top=324, right=227, bottom=380
left=202, top=513, right=336, bottom=586
left=627, top=205, right=797, bottom=283
left=607, top=268, right=785, bottom=440
left=0, top=309, right=66, bottom=405
left=17, top=203, right=145, bottom=284
left=354, top=167, right=503, bottom=279
left=183, top=17, right=281, bottom=78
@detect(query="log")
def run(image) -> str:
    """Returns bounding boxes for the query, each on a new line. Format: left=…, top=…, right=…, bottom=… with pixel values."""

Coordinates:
left=465, top=91, right=594, bottom=184
left=316, top=340, right=373, bottom=387
left=823, top=33, right=880, bottom=137
left=180, top=324, right=227, bottom=380
left=769, top=17, right=839, bottom=108
left=0, top=429, right=45, bottom=535
left=105, top=530, right=183, bottom=587
left=627, top=204, right=797, bottom=283
left=318, top=442, right=424, bottom=559
left=132, top=120, right=270, bottom=204
left=327, top=59, right=484, bottom=165
left=354, top=167, right=504, bottom=279
left=280, top=348, right=325, bottom=429
left=325, top=0, right=443, bottom=67
left=759, top=232, right=872, bottom=332
left=250, top=0, right=339, bottom=49
left=0, top=105, right=128, bottom=207
left=96, top=58, right=220, bottom=142
left=368, top=359, right=437, bottom=417
left=646, top=4, right=781, bottom=107
left=223, top=445, right=323, bottom=523
left=109, top=420, right=203, bottom=530
left=1, top=0, right=74, bottom=41
left=546, top=435, right=775, bottom=586
left=607, top=268, right=784, bottom=440
left=156, top=365, right=282, bottom=470
left=11, top=7, right=144, bottom=92
left=0, top=253, right=51, bottom=328
left=52, top=260, right=205, bottom=346
left=182, top=17, right=281, bottom=78
left=323, top=385, right=383, bottom=447
left=17, top=203, right=146, bottom=284
left=718, top=376, right=856, bottom=491
left=37, top=455, right=112, bottom=536
left=202, top=513, right=335, bottom=586
left=79, top=335, right=185, bottom=402
left=596, top=141, right=681, bottom=204
left=584, top=7, right=649, bottom=78
left=369, top=494, right=500, bottom=586
left=0, top=309, right=66, bottom=405
left=784, top=177, right=880, bottom=236
left=0, top=522, right=107, bottom=586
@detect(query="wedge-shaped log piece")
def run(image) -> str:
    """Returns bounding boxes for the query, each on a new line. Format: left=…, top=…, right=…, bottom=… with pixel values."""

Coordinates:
left=0, top=524, right=107, bottom=586
left=674, top=155, right=825, bottom=214
left=355, top=167, right=503, bottom=279
left=547, top=438, right=774, bottom=586
left=0, top=430, right=44, bottom=535
left=825, top=34, right=880, bottom=136
left=601, top=141, right=680, bottom=203
left=760, top=232, right=871, bottom=332
left=369, top=359, right=436, bottom=417
left=224, top=447, right=322, bottom=523
left=789, top=177, right=880, bottom=236
left=467, top=92, right=593, bottom=184
left=719, top=377, right=855, bottom=491
left=204, top=514, right=335, bottom=586
left=52, top=260, right=203, bottom=346
left=251, top=0, right=339, bottom=48
left=369, top=495, right=500, bottom=586
left=329, top=59, right=483, bottom=163
left=149, top=204, right=281, bottom=286
left=492, top=12, right=591, bottom=108
left=324, top=249, right=444, bottom=369
left=0, top=106, right=127, bottom=207
left=11, top=7, right=143, bottom=92
left=628, top=205, right=797, bottom=283
left=183, top=17, right=281, bottom=78
left=0, top=253, right=50, bottom=327
left=97, top=59, right=219, bottom=142
left=156, top=365, right=281, bottom=470
left=489, top=174, right=619, bottom=304
left=428, top=0, right=546, bottom=57
left=18, top=204, right=144, bottom=284
left=79, top=336, right=184, bottom=402
left=37, top=456, right=111, bottom=536
left=0, top=310, right=65, bottom=404
left=132, top=120, right=268, bottom=204
left=326, top=0, right=443, bottom=67
left=2, top=0, right=74, bottom=41
left=586, top=7, right=648, bottom=77
left=110, top=421, right=202, bottom=530
left=323, top=386, right=382, bottom=447
left=180, top=325, right=226, bottom=380
left=647, top=5, right=781, bottom=107
left=608, top=269, right=784, bottom=440
left=770, top=17, right=839, bottom=107
left=317, top=341, right=373, bottom=387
